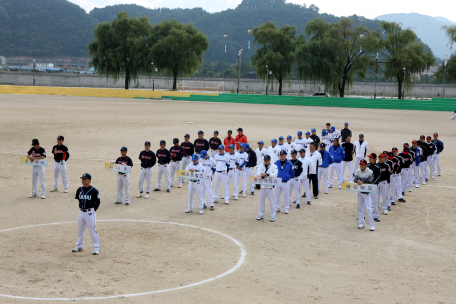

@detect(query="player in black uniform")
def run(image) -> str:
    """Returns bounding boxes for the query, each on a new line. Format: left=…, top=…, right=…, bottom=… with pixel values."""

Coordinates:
left=115, top=147, right=133, bottom=205
left=367, top=153, right=381, bottom=221
left=289, top=150, right=303, bottom=208
left=72, top=173, right=101, bottom=255
left=137, top=141, right=156, bottom=198
left=27, top=139, right=47, bottom=199
left=209, top=131, right=222, bottom=158
left=341, top=135, right=355, bottom=182
left=194, top=130, right=210, bottom=155
left=51, top=135, right=70, bottom=193
left=426, top=136, right=437, bottom=179
left=154, top=140, right=172, bottom=192
left=180, top=134, right=194, bottom=184
left=399, top=145, right=414, bottom=193
left=378, top=153, right=392, bottom=215
left=390, top=148, right=406, bottom=203
left=309, top=128, right=320, bottom=149
left=419, top=135, right=430, bottom=182
left=170, top=138, right=185, bottom=188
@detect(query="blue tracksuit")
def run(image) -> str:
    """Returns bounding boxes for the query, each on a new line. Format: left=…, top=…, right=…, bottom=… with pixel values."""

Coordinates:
left=410, top=147, right=421, bottom=166
left=274, top=159, right=295, bottom=182
left=432, top=139, right=444, bottom=154
left=319, top=150, right=334, bottom=168
left=329, top=145, right=345, bottom=163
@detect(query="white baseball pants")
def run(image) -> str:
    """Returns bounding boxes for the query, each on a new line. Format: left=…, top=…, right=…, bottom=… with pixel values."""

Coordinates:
left=342, top=161, right=353, bottom=182
left=275, top=181, right=290, bottom=212
left=300, top=178, right=311, bottom=204
left=289, top=178, right=301, bottom=205
left=237, top=168, right=247, bottom=194
left=156, top=164, right=170, bottom=190
left=170, top=161, right=182, bottom=187
left=434, top=153, right=441, bottom=175
left=213, top=171, right=229, bottom=200
left=401, top=168, right=411, bottom=192
left=427, top=155, right=435, bottom=178
left=32, top=166, right=46, bottom=195
left=188, top=181, right=205, bottom=211
left=419, top=162, right=427, bottom=183
left=117, top=174, right=130, bottom=204
left=245, top=167, right=255, bottom=192
left=390, top=174, right=403, bottom=202
left=318, top=167, right=329, bottom=193
left=201, top=178, right=214, bottom=207
left=76, top=208, right=100, bottom=251
left=358, top=193, right=375, bottom=227
left=378, top=181, right=390, bottom=211
left=226, top=169, right=238, bottom=198
left=259, top=188, right=276, bottom=219
left=180, top=156, right=191, bottom=183
left=371, top=191, right=380, bottom=219
left=138, top=167, right=153, bottom=193
left=53, top=161, right=68, bottom=189
left=329, top=162, right=343, bottom=187
left=352, top=157, right=363, bottom=173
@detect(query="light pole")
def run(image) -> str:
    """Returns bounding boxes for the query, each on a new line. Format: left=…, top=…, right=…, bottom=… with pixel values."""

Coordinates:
left=402, top=67, right=406, bottom=99
left=443, top=45, right=447, bottom=98
left=374, top=53, right=378, bottom=99
left=236, top=45, right=243, bottom=94
left=151, top=61, right=156, bottom=91
left=265, top=64, right=269, bottom=95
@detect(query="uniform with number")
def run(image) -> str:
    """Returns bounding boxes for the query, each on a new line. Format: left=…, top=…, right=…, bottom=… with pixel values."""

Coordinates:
left=226, top=152, right=239, bottom=198
left=186, top=162, right=205, bottom=212
left=75, top=186, right=100, bottom=251
left=209, top=137, right=222, bottom=158
left=389, top=156, right=403, bottom=203
left=399, top=150, right=414, bottom=192
left=116, top=156, right=133, bottom=204
left=318, top=149, right=334, bottom=193
left=341, top=142, right=354, bottom=182
left=138, top=150, right=156, bottom=194
left=378, top=162, right=391, bottom=213
left=255, top=148, right=269, bottom=166
left=156, top=149, right=171, bottom=190
left=277, top=143, right=287, bottom=154
left=28, top=147, right=47, bottom=196
left=170, top=145, right=185, bottom=187
left=245, top=148, right=257, bottom=193
left=289, top=159, right=303, bottom=205
left=367, top=162, right=381, bottom=219
left=52, top=144, right=70, bottom=190
left=285, top=142, right=297, bottom=160
left=267, top=145, right=281, bottom=164
left=274, top=159, right=295, bottom=212
left=426, top=141, right=436, bottom=178
left=308, top=151, right=322, bottom=197
left=353, top=168, right=375, bottom=228
left=353, top=140, right=369, bottom=172
left=194, top=138, right=209, bottom=155
left=293, top=137, right=306, bottom=152
left=181, top=141, right=194, bottom=184
left=256, top=163, right=278, bottom=219
left=303, top=137, right=313, bottom=152
left=410, top=146, right=422, bottom=186
left=213, top=153, right=230, bottom=201
left=432, top=138, right=444, bottom=176
left=419, top=144, right=429, bottom=183
left=236, top=150, right=249, bottom=194
left=200, top=156, right=216, bottom=207
left=329, top=144, right=345, bottom=188
left=298, top=156, right=312, bottom=204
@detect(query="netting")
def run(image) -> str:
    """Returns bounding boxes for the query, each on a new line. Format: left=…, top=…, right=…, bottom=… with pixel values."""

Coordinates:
left=177, top=81, right=224, bottom=92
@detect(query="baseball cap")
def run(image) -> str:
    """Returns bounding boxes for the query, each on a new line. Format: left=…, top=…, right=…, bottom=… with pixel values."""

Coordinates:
left=433, top=132, right=438, bottom=136
left=299, top=148, right=306, bottom=153
left=264, top=155, right=271, bottom=161
left=173, top=138, right=179, bottom=144
left=228, top=144, right=235, bottom=149
left=271, top=139, right=277, bottom=143
left=403, top=146, right=410, bottom=151
left=218, top=144, right=225, bottom=150
left=160, top=140, right=166, bottom=145
left=403, top=143, right=410, bottom=147
left=286, top=135, right=292, bottom=139
left=368, top=153, right=377, bottom=158
left=214, top=130, right=219, bottom=134
left=305, top=131, right=310, bottom=135
left=420, top=135, right=425, bottom=139
left=228, top=130, right=232, bottom=133
left=311, top=128, right=316, bottom=132
left=258, top=140, right=264, bottom=145
left=344, top=122, right=349, bottom=125
left=31, top=139, right=39, bottom=145
left=291, top=149, right=297, bottom=154
left=184, top=134, right=190, bottom=138
left=383, top=150, right=389, bottom=155
left=279, top=150, right=287, bottom=155
left=320, top=143, right=326, bottom=148
left=412, top=140, right=417, bottom=143
left=388, top=152, right=394, bottom=158
left=145, top=141, right=151, bottom=146
left=392, top=147, right=398, bottom=152
left=426, top=136, right=431, bottom=139
left=237, top=128, right=243, bottom=132
left=191, top=154, right=199, bottom=161
left=198, top=130, right=204, bottom=134
left=244, top=143, right=250, bottom=149
left=279, top=136, right=284, bottom=140
left=330, top=126, right=335, bottom=131
left=57, top=135, right=64, bottom=140
left=297, top=131, right=302, bottom=136
left=378, top=153, right=385, bottom=158
left=239, top=143, right=245, bottom=148
left=120, top=146, right=128, bottom=151
left=321, top=130, right=327, bottom=135
left=200, top=150, right=207, bottom=157
left=359, top=159, right=367, bottom=165
left=80, top=173, right=92, bottom=179
left=359, top=134, right=364, bottom=137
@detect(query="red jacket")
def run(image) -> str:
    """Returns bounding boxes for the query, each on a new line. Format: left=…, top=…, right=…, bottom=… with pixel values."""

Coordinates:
left=224, top=137, right=236, bottom=152
left=235, top=134, right=248, bottom=150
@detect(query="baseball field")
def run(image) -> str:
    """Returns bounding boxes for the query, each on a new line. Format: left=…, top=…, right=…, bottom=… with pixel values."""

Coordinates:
left=0, top=93, right=455, bottom=303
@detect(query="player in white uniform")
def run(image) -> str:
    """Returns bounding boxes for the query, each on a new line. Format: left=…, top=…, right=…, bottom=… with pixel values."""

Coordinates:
left=298, top=149, right=312, bottom=205
left=185, top=154, right=206, bottom=214
left=236, top=143, right=249, bottom=197
left=293, top=131, right=306, bottom=152
left=114, top=147, right=133, bottom=205
left=199, top=150, right=215, bottom=210
left=255, top=141, right=269, bottom=167
left=213, top=145, right=230, bottom=204
left=226, top=144, right=239, bottom=200
left=330, top=126, right=341, bottom=146
left=321, top=130, right=332, bottom=148
left=27, top=139, right=47, bottom=199
left=267, top=139, right=281, bottom=164
left=353, top=134, right=369, bottom=172
left=50, top=135, right=70, bottom=193
left=277, top=136, right=287, bottom=153
left=255, top=155, right=278, bottom=222
left=285, top=135, right=297, bottom=160
left=303, top=131, right=313, bottom=152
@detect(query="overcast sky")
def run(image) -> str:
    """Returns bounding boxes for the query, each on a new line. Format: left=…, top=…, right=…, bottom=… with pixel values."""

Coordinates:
left=71, top=0, right=456, bottom=22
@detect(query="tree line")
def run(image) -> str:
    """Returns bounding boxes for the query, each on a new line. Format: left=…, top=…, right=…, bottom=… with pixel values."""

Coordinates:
left=435, top=26, right=456, bottom=86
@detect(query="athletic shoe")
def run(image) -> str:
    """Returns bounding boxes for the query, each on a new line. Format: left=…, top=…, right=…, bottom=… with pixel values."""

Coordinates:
left=256, top=216, right=263, bottom=220
left=145, top=193, right=150, bottom=199
left=153, top=188, right=160, bottom=191
left=370, top=227, right=375, bottom=231
left=251, top=192, right=254, bottom=195
left=242, top=193, right=246, bottom=198
left=358, top=224, right=365, bottom=229
left=338, top=186, right=342, bottom=189
left=41, top=195, right=45, bottom=199
left=422, top=182, right=426, bottom=185
left=125, top=202, right=130, bottom=206
left=50, top=188, right=58, bottom=192
left=170, top=185, right=173, bottom=187
left=391, top=202, right=396, bottom=205
left=115, top=201, right=122, bottom=204
left=178, top=186, right=181, bottom=188
left=426, top=179, right=429, bottom=182
left=284, top=210, right=289, bottom=214
left=409, top=189, right=412, bottom=192
left=307, top=201, right=311, bottom=205
left=416, top=185, right=419, bottom=188
left=136, top=193, right=143, bottom=198
left=225, top=200, right=229, bottom=204
left=270, top=218, right=276, bottom=222
left=383, top=210, right=388, bottom=215
left=203, top=205, right=207, bottom=209
left=213, top=199, right=218, bottom=203
left=234, top=197, right=239, bottom=200
left=374, top=218, right=380, bottom=222
left=324, top=191, right=329, bottom=194
left=398, top=198, right=406, bottom=203
left=276, top=209, right=281, bottom=213
left=301, top=193, right=306, bottom=197
left=387, top=206, right=391, bottom=211
left=166, top=189, right=170, bottom=193
left=293, top=200, right=296, bottom=204
left=185, top=210, right=193, bottom=213
left=29, top=194, right=37, bottom=198
left=329, top=185, right=333, bottom=188
left=314, top=196, right=318, bottom=199
left=296, top=204, right=300, bottom=209
left=72, top=247, right=83, bottom=252
left=239, top=191, right=243, bottom=194
left=64, top=188, right=69, bottom=193
left=93, top=250, right=99, bottom=255
left=438, top=174, right=441, bottom=176
left=199, top=209, right=203, bottom=215
left=432, top=176, right=435, bottom=179
left=210, top=206, right=214, bottom=210
left=402, top=192, right=405, bottom=196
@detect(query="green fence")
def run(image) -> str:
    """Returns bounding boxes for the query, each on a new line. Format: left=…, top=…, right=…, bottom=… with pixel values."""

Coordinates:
left=162, top=94, right=456, bottom=112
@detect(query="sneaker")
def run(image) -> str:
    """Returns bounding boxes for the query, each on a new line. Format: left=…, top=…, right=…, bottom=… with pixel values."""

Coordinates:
left=426, top=179, right=429, bottom=182
left=50, top=188, right=59, bottom=192
left=210, top=206, right=214, bottom=210
left=125, top=202, right=130, bottom=205
left=383, top=210, right=388, bottom=215
left=276, top=209, right=281, bottom=213
left=199, top=209, right=203, bottom=215
left=93, top=250, right=99, bottom=255
left=402, top=192, right=405, bottom=196
left=314, top=196, right=318, bottom=199
left=329, top=185, right=333, bottom=188
left=166, top=189, right=170, bottom=193
left=307, top=201, right=311, bottom=205
left=41, top=195, right=45, bottom=199
left=370, top=226, right=375, bottom=231
left=153, top=188, right=160, bottom=191
left=256, top=216, right=263, bottom=221
left=324, top=191, right=329, bottom=194
left=29, top=194, right=37, bottom=198
left=239, top=191, right=243, bottom=194
left=225, top=200, right=229, bottom=204
left=270, top=218, right=276, bottom=222
left=234, top=197, right=239, bottom=200
left=293, top=200, right=296, bottom=204
left=416, top=185, right=419, bottom=188
left=296, top=204, right=300, bottom=209
left=374, top=218, right=380, bottom=222
left=136, top=193, right=143, bottom=198
left=64, top=188, right=69, bottom=193
left=203, top=205, right=207, bottom=209
left=398, top=198, right=406, bottom=202
left=338, top=186, right=342, bottom=189
left=391, top=202, right=396, bottom=205
left=358, top=224, right=365, bottom=229
left=145, top=193, right=150, bottom=199
left=178, top=186, right=182, bottom=188
left=387, top=206, right=391, bottom=211
left=284, top=210, right=289, bottom=214
left=72, top=247, right=84, bottom=252
left=251, top=191, right=254, bottom=195
left=301, top=193, right=306, bottom=197
left=438, top=174, right=441, bottom=176
left=409, top=189, right=412, bottom=192
left=422, top=182, right=425, bottom=185
left=242, top=193, right=246, bottom=198
left=185, top=209, right=193, bottom=213
left=170, top=185, right=173, bottom=187
left=432, top=176, right=435, bottom=179
left=115, top=201, right=122, bottom=204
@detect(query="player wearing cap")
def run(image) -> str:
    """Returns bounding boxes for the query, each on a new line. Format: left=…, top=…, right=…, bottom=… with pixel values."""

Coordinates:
left=308, top=142, right=322, bottom=199
left=399, top=146, right=414, bottom=193
left=114, top=147, right=133, bottom=205
left=330, top=126, right=341, bottom=142
left=378, top=153, right=392, bottom=215
left=451, top=110, right=456, bottom=119
left=431, top=133, right=443, bottom=176
left=170, top=138, right=185, bottom=188
left=289, top=150, right=303, bottom=208
left=340, top=122, right=352, bottom=143
left=318, top=143, right=334, bottom=194
left=293, top=131, right=306, bottom=151
left=137, top=141, right=156, bottom=198
left=213, top=145, right=230, bottom=204
left=352, top=134, right=369, bottom=173
left=275, top=150, right=295, bottom=214
left=154, top=140, right=171, bottom=192
left=72, top=173, right=101, bottom=255
left=389, top=150, right=406, bottom=204
left=224, top=130, right=236, bottom=152
left=27, top=139, right=47, bottom=199
left=297, top=149, right=312, bottom=205
left=185, top=154, right=206, bottom=214
left=236, top=144, right=249, bottom=197
left=235, top=128, right=248, bottom=150
left=267, top=139, right=281, bottom=164
left=310, top=129, right=320, bottom=148
left=328, top=138, right=345, bottom=189
left=417, top=139, right=428, bottom=184
left=285, top=135, right=297, bottom=160
left=209, top=131, right=222, bottom=158
left=256, top=155, right=278, bottom=222
left=419, top=135, right=430, bottom=182
left=410, top=140, right=422, bottom=187
left=180, top=134, right=194, bottom=185
left=50, top=135, right=70, bottom=193
left=244, top=143, right=257, bottom=195
left=383, top=151, right=394, bottom=211
left=354, top=159, right=375, bottom=231
left=277, top=136, right=287, bottom=153
left=303, top=132, right=313, bottom=152
left=199, top=150, right=215, bottom=210
left=321, top=130, right=332, bottom=149
left=425, top=136, right=436, bottom=179
left=341, top=135, right=354, bottom=182
left=367, top=153, right=381, bottom=222
left=194, top=131, right=210, bottom=156
left=255, top=141, right=269, bottom=167
left=226, top=144, right=240, bottom=200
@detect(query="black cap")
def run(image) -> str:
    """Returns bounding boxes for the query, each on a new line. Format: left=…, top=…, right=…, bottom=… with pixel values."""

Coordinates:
left=320, top=143, right=326, bottom=148
left=368, top=153, right=377, bottom=158
left=145, top=141, right=151, bottom=146
left=160, top=140, right=166, bottom=145
left=264, top=155, right=271, bottom=161
left=299, top=148, right=306, bottom=153
left=279, top=150, right=287, bottom=155
left=291, top=149, right=297, bottom=154
left=214, top=130, right=219, bottom=134
left=359, top=134, right=364, bottom=137
left=173, top=138, right=179, bottom=144
left=392, top=147, right=398, bottom=151
left=120, top=146, right=128, bottom=151
left=359, top=159, right=367, bottom=165
left=388, top=152, right=394, bottom=157
left=80, top=173, right=92, bottom=179
left=184, top=134, right=190, bottom=138
left=31, top=139, right=39, bottom=146
left=228, top=130, right=232, bottom=133
left=57, top=135, right=64, bottom=140
left=403, top=146, right=410, bottom=151
left=237, top=127, right=243, bottom=131
left=198, top=130, right=204, bottom=134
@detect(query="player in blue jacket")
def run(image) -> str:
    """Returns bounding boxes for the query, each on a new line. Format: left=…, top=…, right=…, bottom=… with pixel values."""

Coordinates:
left=274, top=150, right=295, bottom=214
left=318, top=143, right=334, bottom=194
left=329, top=138, right=345, bottom=189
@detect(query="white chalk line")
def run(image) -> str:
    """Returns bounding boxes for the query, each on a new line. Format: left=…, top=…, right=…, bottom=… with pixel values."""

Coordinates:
left=0, top=219, right=247, bottom=301
left=425, top=185, right=456, bottom=189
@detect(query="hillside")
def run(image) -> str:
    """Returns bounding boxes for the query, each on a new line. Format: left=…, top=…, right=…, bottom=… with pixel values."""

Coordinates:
left=375, top=13, right=451, bottom=59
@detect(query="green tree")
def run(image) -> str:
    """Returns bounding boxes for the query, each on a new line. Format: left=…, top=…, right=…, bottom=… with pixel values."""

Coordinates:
left=222, top=68, right=237, bottom=78
left=87, top=11, right=155, bottom=89
left=441, top=25, right=456, bottom=45
left=251, top=21, right=299, bottom=95
left=151, top=19, right=209, bottom=90
left=435, top=25, right=456, bottom=85
left=379, top=21, right=435, bottom=99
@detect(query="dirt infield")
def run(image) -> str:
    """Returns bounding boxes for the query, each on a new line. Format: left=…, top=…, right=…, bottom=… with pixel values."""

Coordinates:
left=0, top=94, right=455, bottom=304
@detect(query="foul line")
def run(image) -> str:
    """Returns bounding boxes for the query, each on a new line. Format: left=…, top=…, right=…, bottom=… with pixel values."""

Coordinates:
left=0, top=219, right=247, bottom=301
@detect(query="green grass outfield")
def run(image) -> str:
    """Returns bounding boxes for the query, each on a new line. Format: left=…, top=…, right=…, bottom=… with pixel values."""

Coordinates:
left=162, top=94, right=456, bottom=112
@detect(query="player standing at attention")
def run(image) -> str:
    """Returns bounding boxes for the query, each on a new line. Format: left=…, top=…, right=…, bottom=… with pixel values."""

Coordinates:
left=256, top=155, right=278, bottom=222
left=318, top=143, right=334, bottom=194
left=255, top=141, right=268, bottom=168
left=137, top=141, right=156, bottom=198
left=310, top=128, right=320, bottom=148
left=236, top=143, right=249, bottom=198
left=340, top=122, right=352, bottom=143
left=235, top=128, right=248, bottom=151
left=431, top=133, right=443, bottom=176
left=367, top=153, right=381, bottom=222
left=154, top=140, right=171, bottom=192
left=50, top=135, right=70, bottom=193
left=293, top=131, right=306, bottom=152
left=308, top=142, right=322, bottom=200
left=341, top=135, right=354, bottom=182
left=378, top=153, right=392, bottom=215
left=389, top=149, right=405, bottom=204
left=399, top=146, right=414, bottom=194
left=213, top=145, right=230, bottom=204
left=199, top=150, right=215, bottom=210
left=267, top=139, right=280, bottom=164
left=304, top=131, right=313, bottom=152
left=353, top=134, right=369, bottom=173
left=354, top=159, right=375, bottom=231
left=224, top=130, right=236, bottom=152
left=209, top=131, right=222, bottom=158
left=417, top=139, right=428, bottom=184
left=194, top=131, right=209, bottom=156
left=410, top=140, right=422, bottom=188
left=328, top=138, right=345, bottom=189
left=244, top=143, right=257, bottom=195
left=180, top=134, right=194, bottom=185
left=277, top=136, right=287, bottom=153
left=114, top=147, right=133, bottom=205
left=297, top=149, right=312, bottom=205
left=274, top=150, right=294, bottom=214
left=425, top=136, right=436, bottom=179
left=226, top=144, right=240, bottom=200
left=169, top=138, right=185, bottom=188
left=72, top=173, right=100, bottom=255
left=321, top=130, right=332, bottom=149
left=185, top=154, right=206, bottom=214
left=289, top=150, right=303, bottom=208
left=419, top=135, right=430, bottom=182
left=27, top=139, right=46, bottom=199
left=285, top=135, right=297, bottom=160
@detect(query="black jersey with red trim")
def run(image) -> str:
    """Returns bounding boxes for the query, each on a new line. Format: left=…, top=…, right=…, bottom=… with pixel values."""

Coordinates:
left=209, top=137, right=222, bottom=150
left=138, top=150, right=156, bottom=168
left=156, top=149, right=171, bottom=165
left=52, top=144, right=69, bottom=162
left=181, top=142, right=194, bottom=156
left=170, top=145, right=184, bottom=162
left=194, top=138, right=209, bottom=153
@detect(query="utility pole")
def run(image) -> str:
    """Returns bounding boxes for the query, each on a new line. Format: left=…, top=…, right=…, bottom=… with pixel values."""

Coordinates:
left=265, top=64, right=269, bottom=95
left=403, top=67, right=406, bottom=100
left=443, top=45, right=447, bottom=98
left=374, top=53, right=378, bottom=99
left=236, top=44, right=243, bottom=94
